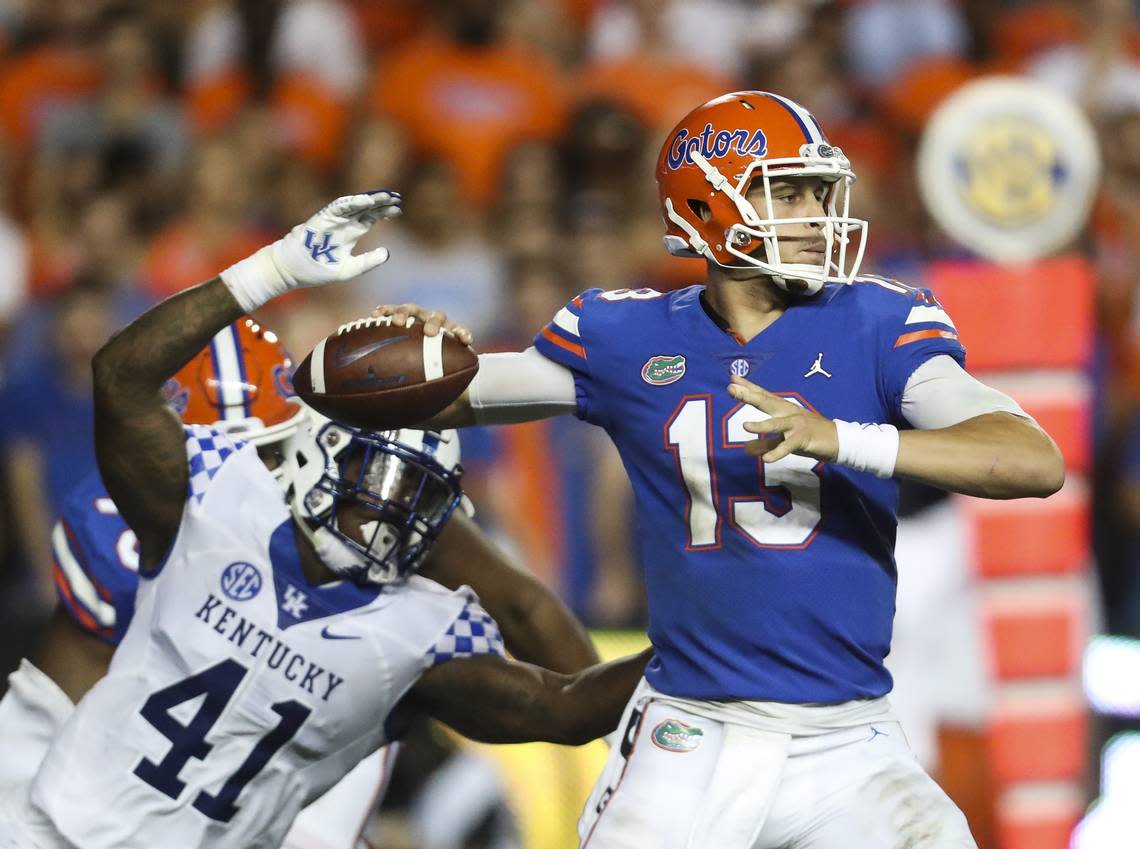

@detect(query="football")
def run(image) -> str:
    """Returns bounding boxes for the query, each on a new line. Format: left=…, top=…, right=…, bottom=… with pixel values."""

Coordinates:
left=292, top=316, right=479, bottom=429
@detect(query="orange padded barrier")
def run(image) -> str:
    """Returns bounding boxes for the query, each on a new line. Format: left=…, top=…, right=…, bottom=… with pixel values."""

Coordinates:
left=927, top=255, right=1094, bottom=372
left=987, top=695, right=1086, bottom=785
left=960, top=485, right=1089, bottom=578
left=983, top=591, right=1084, bottom=680
left=995, top=786, right=1083, bottom=849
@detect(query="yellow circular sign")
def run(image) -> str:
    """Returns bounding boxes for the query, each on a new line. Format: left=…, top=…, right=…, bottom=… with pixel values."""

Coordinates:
left=918, top=76, right=1100, bottom=262
left=956, top=117, right=1063, bottom=227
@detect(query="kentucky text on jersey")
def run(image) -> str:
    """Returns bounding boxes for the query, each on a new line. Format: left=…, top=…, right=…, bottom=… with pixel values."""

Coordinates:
left=665, top=123, right=768, bottom=171
left=194, top=593, right=345, bottom=702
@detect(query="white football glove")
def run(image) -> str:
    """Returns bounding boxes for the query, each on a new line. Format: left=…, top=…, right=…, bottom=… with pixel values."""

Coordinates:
left=221, top=191, right=402, bottom=312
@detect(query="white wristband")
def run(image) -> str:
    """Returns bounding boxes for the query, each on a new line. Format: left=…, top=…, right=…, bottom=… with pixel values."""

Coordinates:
left=833, top=420, right=899, bottom=479
left=219, top=245, right=291, bottom=313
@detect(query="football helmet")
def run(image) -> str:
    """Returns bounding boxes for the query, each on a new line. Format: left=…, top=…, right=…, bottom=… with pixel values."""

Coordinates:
left=656, top=91, right=868, bottom=294
left=163, top=319, right=306, bottom=452
left=282, top=409, right=470, bottom=584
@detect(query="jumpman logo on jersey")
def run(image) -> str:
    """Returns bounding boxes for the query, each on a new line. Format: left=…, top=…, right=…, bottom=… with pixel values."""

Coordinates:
left=803, top=352, right=832, bottom=379
left=282, top=585, right=310, bottom=618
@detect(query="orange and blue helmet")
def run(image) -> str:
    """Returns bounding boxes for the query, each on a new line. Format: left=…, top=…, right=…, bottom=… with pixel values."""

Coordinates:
left=162, top=319, right=305, bottom=448
left=656, top=91, right=868, bottom=294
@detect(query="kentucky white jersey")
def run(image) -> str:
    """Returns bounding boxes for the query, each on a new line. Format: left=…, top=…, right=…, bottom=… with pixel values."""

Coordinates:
left=25, top=427, right=503, bottom=849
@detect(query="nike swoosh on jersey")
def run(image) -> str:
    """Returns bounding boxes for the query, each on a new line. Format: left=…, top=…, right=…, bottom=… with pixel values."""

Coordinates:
left=333, top=336, right=407, bottom=368
left=320, top=625, right=361, bottom=640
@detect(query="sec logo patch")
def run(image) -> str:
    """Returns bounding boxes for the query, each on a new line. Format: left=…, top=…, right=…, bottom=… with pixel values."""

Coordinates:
left=221, top=561, right=262, bottom=601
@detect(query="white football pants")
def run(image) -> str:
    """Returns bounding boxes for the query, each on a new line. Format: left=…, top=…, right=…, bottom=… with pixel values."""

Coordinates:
left=578, top=680, right=978, bottom=849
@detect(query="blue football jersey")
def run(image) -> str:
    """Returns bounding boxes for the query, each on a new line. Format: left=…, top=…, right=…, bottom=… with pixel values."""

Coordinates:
left=51, top=472, right=142, bottom=646
left=533, top=281, right=965, bottom=703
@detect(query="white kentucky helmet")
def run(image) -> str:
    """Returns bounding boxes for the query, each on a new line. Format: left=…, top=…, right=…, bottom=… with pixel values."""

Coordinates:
left=281, top=408, right=472, bottom=584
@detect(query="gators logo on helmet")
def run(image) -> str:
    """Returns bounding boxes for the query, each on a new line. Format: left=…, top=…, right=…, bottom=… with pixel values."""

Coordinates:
left=664, top=123, right=768, bottom=171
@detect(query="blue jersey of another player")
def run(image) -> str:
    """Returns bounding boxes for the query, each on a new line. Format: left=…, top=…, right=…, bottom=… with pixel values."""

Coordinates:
left=51, top=472, right=140, bottom=646
left=533, top=280, right=966, bottom=703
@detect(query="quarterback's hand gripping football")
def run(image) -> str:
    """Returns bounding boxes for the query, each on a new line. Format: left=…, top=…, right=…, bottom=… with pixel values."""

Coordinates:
left=221, top=191, right=402, bottom=313
left=371, top=302, right=474, bottom=347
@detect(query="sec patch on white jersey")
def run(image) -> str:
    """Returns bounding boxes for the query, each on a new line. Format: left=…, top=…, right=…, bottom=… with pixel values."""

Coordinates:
left=7, top=427, right=499, bottom=849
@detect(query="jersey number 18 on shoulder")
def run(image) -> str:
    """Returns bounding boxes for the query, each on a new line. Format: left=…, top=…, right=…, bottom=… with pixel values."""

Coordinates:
left=665, top=396, right=823, bottom=549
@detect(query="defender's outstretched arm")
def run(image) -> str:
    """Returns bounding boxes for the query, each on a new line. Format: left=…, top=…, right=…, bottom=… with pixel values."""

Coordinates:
left=407, top=647, right=652, bottom=746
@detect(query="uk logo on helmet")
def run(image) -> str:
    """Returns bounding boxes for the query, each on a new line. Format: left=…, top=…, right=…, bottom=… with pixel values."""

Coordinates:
left=665, top=123, right=767, bottom=171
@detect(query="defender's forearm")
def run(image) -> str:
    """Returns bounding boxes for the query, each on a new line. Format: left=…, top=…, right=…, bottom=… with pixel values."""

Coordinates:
left=92, top=278, right=243, bottom=402
left=502, top=587, right=600, bottom=673
left=35, top=608, right=115, bottom=704
left=420, top=648, right=651, bottom=747
left=549, top=646, right=653, bottom=745
left=894, top=412, right=1065, bottom=499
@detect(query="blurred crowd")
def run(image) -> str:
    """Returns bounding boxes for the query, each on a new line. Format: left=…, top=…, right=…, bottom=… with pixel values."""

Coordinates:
left=1, top=0, right=1140, bottom=694
left=2, top=1, right=1140, bottom=846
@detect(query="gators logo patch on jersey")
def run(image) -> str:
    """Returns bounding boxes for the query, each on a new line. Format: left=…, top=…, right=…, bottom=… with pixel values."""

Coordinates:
left=651, top=719, right=704, bottom=752
left=642, top=355, right=686, bottom=386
